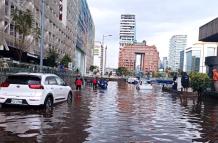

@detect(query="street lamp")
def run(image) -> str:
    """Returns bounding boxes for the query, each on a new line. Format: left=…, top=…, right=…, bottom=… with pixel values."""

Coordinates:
left=101, top=34, right=112, bottom=76
left=39, top=0, right=45, bottom=72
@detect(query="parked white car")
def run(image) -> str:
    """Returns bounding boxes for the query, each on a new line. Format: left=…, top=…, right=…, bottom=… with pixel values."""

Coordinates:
left=0, top=73, right=72, bottom=108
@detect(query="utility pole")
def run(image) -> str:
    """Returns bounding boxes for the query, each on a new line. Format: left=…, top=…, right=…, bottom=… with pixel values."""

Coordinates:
left=101, top=34, right=112, bottom=77
left=40, top=0, right=45, bottom=72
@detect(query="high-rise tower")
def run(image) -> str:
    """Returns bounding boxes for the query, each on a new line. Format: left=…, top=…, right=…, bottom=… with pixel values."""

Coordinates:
left=168, top=35, right=187, bottom=71
left=119, top=14, right=136, bottom=47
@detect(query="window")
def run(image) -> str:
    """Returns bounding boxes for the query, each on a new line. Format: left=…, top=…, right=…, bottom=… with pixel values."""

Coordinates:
left=207, top=47, right=215, bottom=56
left=45, top=77, right=58, bottom=85
left=6, top=75, right=41, bottom=85
left=55, top=77, right=65, bottom=86
left=5, top=0, right=9, bottom=5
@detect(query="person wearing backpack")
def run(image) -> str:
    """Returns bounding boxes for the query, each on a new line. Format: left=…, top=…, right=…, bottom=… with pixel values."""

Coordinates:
left=181, top=72, right=189, bottom=92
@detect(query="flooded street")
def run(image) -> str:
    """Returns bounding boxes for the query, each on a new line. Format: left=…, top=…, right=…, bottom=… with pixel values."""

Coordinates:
left=0, top=81, right=218, bottom=143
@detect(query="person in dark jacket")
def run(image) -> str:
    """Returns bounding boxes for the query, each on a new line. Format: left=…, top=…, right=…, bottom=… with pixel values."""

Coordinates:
left=181, top=72, right=189, bottom=92
left=173, top=74, right=177, bottom=82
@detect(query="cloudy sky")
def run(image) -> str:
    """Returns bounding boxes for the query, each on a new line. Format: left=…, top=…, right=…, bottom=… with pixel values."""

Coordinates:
left=87, top=0, right=218, bottom=68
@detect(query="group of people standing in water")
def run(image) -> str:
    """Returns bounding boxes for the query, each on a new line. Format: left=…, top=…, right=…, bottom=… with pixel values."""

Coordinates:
left=75, top=76, right=98, bottom=90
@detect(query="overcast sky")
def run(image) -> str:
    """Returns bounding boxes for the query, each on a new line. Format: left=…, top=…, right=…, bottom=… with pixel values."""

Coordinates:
left=87, top=0, right=218, bottom=68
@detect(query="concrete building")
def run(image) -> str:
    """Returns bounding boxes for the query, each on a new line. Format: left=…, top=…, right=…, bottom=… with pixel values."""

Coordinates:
left=118, top=43, right=159, bottom=73
left=168, top=35, right=187, bottom=72
left=93, top=41, right=101, bottom=70
left=184, top=42, right=217, bottom=73
left=180, top=50, right=184, bottom=71
left=119, top=14, right=136, bottom=47
left=162, top=57, right=168, bottom=71
left=199, top=18, right=218, bottom=77
left=0, top=0, right=95, bottom=75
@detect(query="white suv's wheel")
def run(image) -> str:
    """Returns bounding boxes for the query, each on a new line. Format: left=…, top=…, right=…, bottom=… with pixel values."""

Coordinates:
left=67, top=93, right=72, bottom=104
left=44, top=96, right=53, bottom=109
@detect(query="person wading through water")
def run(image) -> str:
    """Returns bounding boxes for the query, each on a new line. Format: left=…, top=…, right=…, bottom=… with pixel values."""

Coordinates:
left=92, top=77, right=98, bottom=90
left=75, top=77, right=83, bottom=90
left=181, top=72, right=189, bottom=92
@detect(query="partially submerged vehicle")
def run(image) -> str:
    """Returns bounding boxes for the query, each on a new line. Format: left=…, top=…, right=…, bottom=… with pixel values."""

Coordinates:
left=136, top=80, right=153, bottom=90
left=127, top=77, right=139, bottom=84
left=98, top=79, right=108, bottom=89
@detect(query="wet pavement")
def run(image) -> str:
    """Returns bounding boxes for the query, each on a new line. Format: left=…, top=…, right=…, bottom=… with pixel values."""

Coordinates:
left=0, top=81, right=218, bottom=143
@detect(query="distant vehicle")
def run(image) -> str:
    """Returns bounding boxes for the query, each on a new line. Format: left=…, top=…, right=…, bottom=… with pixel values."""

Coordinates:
left=0, top=73, right=72, bottom=108
left=136, top=80, right=153, bottom=90
left=127, top=77, right=139, bottom=84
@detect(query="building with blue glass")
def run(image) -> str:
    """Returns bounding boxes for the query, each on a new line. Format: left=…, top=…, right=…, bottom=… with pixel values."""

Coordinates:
left=184, top=42, right=217, bottom=73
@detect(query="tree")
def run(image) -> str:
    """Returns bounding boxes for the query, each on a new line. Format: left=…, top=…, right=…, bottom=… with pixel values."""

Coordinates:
left=116, top=67, right=129, bottom=76
left=60, top=54, right=71, bottom=68
left=12, top=8, right=35, bottom=62
left=189, top=72, right=211, bottom=96
left=46, top=48, right=59, bottom=67
left=89, top=65, right=98, bottom=72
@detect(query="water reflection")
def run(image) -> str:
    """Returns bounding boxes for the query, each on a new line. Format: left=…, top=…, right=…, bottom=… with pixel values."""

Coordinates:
left=0, top=81, right=218, bottom=142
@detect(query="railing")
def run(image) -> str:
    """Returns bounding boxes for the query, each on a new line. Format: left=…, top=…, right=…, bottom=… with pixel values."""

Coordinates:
left=0, top=63, right=77, bottom=88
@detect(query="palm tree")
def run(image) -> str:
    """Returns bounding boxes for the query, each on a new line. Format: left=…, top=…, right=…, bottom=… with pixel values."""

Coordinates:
left=12, top=8, right=34, bottom=62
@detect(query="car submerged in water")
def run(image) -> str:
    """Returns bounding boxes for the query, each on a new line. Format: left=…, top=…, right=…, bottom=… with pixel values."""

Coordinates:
left=127, top=77, right=139, bottom=84
left=0, top=73, right=73, bottom=108
left=136, top=80, right=153, bottom=90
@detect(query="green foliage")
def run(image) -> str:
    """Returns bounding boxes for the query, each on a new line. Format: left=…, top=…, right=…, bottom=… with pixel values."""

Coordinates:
left=152, top=72, right=162, bottom=78
left=189, top=72, right=211, bottom=94
left=89, top=65, right=98, bottom=72
left=12, top=9, right=33, bottom=37
left=46, top=48, right=59, bottom=67
left=12, top=8, right=34, bottom=61
left=93, top=69, right=99, bottom=75
left=116, top=67, right=129, bottom=76
left=60, top=54, right=71, bottom=67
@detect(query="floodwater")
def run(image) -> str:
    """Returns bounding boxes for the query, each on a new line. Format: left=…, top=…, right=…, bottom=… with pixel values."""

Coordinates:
left=0, top=81, right=218, bottom=143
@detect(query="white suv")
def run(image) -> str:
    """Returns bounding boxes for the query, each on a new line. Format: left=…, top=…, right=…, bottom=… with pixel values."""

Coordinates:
left=0, top=73, right=73, bottom=108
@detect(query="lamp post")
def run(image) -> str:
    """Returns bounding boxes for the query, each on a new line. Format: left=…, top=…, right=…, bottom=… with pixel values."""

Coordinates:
left=39, top=0, right=45, bottom=72
left=101, top=34, right=112, bottom=76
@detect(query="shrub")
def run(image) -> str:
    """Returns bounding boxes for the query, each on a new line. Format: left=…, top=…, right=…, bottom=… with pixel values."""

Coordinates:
left=189, top=72, right=211, bottom=96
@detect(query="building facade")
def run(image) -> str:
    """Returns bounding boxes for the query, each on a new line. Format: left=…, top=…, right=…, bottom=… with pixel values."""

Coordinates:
left=119, top=14, right=136, bottom=47
left=184, top=42, right=217, bottom=73
left=0, top=0, right=95, bottom=75
left=168, top=35, right=187, bottom=72
left=118, top=43, right=159, bottom=73
left=162, top=57, right=168, bottom=71
left=93, top=41, right=101, bottom=70
left=180, top=50, right=184, bottom=71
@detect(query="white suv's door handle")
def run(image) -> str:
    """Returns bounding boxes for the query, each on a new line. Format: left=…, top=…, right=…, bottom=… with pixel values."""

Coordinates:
left=51, top=88, right=54, bottom=89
